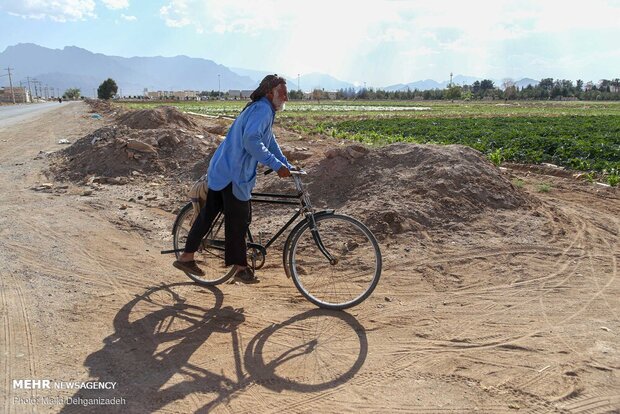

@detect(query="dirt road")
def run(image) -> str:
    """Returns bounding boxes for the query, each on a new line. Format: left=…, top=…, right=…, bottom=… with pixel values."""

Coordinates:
left=0, top=102, right=618, bottom=413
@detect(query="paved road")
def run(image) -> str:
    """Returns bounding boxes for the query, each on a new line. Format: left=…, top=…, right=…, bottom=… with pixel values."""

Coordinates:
left=0, top=102, right=74, bottom=129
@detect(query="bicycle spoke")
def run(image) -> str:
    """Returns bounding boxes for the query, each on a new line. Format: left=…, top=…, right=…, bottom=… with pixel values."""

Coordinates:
left=290, top=214, right=381, bottom=309
left=172, top=204, right=235, bottom=285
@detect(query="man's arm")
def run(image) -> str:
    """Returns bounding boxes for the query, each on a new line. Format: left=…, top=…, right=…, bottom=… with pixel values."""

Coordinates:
left=241, top=106, right=286, bottom=172
left=267, top=133, right=294, bottom=170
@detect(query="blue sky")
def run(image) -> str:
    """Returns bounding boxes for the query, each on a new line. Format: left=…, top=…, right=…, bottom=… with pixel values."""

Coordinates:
left=1, top=0, right=619, bottom=87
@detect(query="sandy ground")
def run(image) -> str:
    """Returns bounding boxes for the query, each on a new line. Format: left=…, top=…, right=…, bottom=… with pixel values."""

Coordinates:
left=0, top=102, right=618, bottom=413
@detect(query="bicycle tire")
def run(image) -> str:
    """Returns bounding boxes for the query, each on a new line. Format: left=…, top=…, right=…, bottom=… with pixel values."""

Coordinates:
left=288, top=214, right=382, bottom=310
left=172, top=203, right=235, bottom=285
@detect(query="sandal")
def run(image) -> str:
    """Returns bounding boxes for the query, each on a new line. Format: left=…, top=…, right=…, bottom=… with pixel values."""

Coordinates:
left=234, top=268, right=259, bottom=284
left=173, top=260, right=205, bottom=276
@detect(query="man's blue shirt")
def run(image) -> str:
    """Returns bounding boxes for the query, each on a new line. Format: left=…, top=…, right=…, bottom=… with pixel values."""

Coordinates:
left=206, top=97, right=292, bottom=201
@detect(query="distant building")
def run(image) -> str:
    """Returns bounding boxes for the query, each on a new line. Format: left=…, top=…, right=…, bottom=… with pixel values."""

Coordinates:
left=144, top=89, right=199, bottom=100
left=172, top=90, right=198, bottom=100
left=228, top=90, right=253, bottom=99
left=0, top=87, right=31, bottom=103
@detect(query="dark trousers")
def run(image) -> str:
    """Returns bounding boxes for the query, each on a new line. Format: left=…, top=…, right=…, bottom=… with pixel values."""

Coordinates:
left=184, top=183, right=251, bottom=267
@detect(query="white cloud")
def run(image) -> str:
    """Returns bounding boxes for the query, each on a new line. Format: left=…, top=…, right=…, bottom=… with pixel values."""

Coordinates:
left=159, top=0, right=281, bottom=33
left=1, top=0, right=96, bottom=22
left=154, top=0, right=620, bottom=84
left=120, top=13, right=136, bottom=21
left=101, top=0, right=129, bottom=10
left=160, top=0, right=192, bottom=28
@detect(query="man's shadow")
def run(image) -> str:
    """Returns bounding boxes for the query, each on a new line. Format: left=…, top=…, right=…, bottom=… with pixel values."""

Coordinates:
left=60, top=282, right=367, bottom=413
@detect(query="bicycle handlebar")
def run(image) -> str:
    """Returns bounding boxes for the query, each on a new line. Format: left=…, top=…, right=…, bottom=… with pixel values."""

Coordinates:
left=263, top=167, right=306, bottom=176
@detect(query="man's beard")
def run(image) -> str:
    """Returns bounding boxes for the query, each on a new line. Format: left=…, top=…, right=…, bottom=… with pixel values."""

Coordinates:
left=273, top=97, right=286, bottom=111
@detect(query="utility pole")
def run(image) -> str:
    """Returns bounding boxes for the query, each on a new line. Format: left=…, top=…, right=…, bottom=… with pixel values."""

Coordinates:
left=32, top=79, right=39, bottom=99
left=449, top=72, right=453, bottom=88
left=4, top=67, right=16, bottom=103
left=297, top=73, right=300, bottom=92
left=19, top=81, right=25, bottom=102
left=218, top=74, right=221, bottom=98
left=26, top=77, right=33, bottom=102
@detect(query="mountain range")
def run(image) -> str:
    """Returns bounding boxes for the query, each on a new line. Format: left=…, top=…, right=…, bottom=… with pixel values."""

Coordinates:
left=0, top=43, right=538, bottom=97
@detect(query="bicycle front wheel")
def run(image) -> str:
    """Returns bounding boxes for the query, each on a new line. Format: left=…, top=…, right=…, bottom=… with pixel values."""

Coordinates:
left=172, top=203, right=235, bottom=285
left=289, top=214, right=382, bottom=310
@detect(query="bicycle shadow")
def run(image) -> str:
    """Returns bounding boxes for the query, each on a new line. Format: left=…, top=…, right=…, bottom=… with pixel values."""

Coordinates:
left=60, top=282, right=368, bottom=413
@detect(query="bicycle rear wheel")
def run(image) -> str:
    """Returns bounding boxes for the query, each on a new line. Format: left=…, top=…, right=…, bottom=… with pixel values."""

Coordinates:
left=288, top=214, right=382, bottom=310
left=172, top=203, right=235, bottom=285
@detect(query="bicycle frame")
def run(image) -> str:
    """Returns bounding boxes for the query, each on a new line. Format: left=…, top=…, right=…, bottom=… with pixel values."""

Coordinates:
left=247, top=186, right=302, bottom=250
left=162, top=171, right=337, bottom=264
left=248, top=172, right=336, bottom=264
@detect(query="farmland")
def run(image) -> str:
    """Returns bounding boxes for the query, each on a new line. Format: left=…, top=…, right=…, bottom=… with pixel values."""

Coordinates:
left=121, top=100, right=620, bottom=178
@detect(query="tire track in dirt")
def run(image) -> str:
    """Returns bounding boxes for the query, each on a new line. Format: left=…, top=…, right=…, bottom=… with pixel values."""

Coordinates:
left=424, top=198, right=616, bottom=411
left=556, top=390, right=620, bottom=413
left=0, top=103, right=207, bottom=413
left=586, top=216, right=619, bottom=321
left=420, top=204, right=588, bottom=350
left=537, top=208, right=618, bottom=325
left=0, top=269, right=38, bottom=414
left=8, top=199, right=157, bottom=292
left=355, top=196, right=617, bottom=412
left=534, top=207, right=619, bottom=409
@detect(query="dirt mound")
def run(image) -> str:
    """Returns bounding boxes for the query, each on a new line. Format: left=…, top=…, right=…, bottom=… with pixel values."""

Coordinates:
left=85, top=98, right=118, bottom=116
left=49, top=124, right=218, bottom=182
left=117, top=106, right=198, bottom=130
left=300, top=143, right=536, bottom=236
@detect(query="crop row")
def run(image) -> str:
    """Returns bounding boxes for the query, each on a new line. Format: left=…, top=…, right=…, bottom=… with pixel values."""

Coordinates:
left=319, top=116, right=620, bottom=172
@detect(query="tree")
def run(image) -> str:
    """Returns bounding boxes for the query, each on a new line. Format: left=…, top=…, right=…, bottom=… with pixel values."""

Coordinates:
left=539, top=78, right=554, bottom=91
left=63, top=88, right=81, bottom=100
left=97, top=78, right=118, bottom=100
left=480, top=79, right=495, bottom=93
left=576, top=79, right=584, bottom=92
left=599, top=79, right=611, bottom=92
left=501, top=78, right=515, bottom=91
left=504, top=85, right=518, bottom=100
left=311, top=88, right=325, bottom=103
left=445, top=86, right=462, bottom=100
left=472, top=81, right=481, bottom=96
left=288, top=89, right=303, bottom=100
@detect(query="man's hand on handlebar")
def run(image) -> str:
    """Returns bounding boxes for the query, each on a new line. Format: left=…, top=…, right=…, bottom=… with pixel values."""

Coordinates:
left=264, top=166, right=303, bottom=176
left=277, top=165, right=292, bottom=178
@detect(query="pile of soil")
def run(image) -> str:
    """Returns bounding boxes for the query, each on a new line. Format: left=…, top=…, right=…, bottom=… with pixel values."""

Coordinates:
left=49, top=124, right=218, bottom=182
left=299, top=143, right=536, bottom=236
left=84, top=98, right=118, bottom=116
left=117, top=106, right=198, bottom=130
left=50, top=101, right=536, bottom=238
left=50, top=101, right=220, bottom=182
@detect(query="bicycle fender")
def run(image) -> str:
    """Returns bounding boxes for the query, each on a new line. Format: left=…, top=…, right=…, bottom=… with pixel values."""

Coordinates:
left=282, top=210, right=335, bottom=278
left=285, top=210, right=335, bottom=245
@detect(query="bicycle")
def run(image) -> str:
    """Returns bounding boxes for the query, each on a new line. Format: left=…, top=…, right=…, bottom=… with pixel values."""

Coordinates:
left=161, top=170, right=382, bottom=310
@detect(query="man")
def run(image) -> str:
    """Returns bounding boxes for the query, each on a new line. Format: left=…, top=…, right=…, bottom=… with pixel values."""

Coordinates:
left=173, top=74, right=293, bottom=283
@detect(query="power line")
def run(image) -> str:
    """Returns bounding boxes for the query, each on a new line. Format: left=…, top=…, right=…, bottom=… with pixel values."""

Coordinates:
left=26, top=76, right=33, bottom=102
left=4, top=67, right=16, bottom=104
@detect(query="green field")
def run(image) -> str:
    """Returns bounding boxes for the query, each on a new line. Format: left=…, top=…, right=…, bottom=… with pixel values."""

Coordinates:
left=119, top=100, right=620, bottom=180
